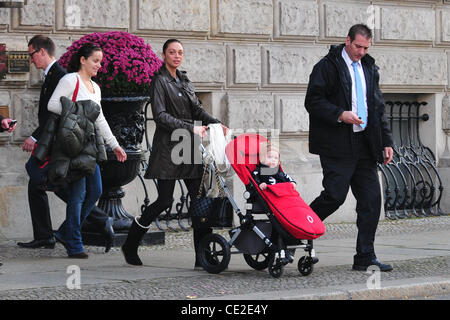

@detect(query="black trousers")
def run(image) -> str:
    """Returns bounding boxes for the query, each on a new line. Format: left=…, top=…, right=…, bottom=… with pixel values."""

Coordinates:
left=309, top=133, right=381, bottom=265
left=28, top=181, right=108, bottom=240
left=139, top=178, right=212, bottom=255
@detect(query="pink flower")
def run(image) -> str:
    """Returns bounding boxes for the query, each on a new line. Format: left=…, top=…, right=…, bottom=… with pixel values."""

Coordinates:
left=59, top=31, right=163, bottom=97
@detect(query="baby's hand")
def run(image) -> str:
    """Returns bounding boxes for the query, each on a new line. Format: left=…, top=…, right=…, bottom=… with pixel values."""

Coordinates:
left=259, top=183, right=267, bottom=190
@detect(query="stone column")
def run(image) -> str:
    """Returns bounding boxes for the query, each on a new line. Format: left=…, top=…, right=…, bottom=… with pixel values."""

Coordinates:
left=438, top=94, right=450, bottom=214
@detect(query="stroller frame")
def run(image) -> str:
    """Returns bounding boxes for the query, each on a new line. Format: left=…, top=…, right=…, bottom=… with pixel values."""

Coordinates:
left=197, top=144, right=319, bottom=278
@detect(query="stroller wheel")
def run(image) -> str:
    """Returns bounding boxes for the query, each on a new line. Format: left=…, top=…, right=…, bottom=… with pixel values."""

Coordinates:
left=268, top=255, right=284, bottom=278
left=243, top=252, right=271, bottom=271
left=198, top=233, right=231, bottom=274
left=298, top=256, right=314, bottom=276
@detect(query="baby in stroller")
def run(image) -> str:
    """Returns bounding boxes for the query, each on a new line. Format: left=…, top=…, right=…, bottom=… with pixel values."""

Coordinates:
left=252, top=143, right=296, bottom=191
left=196, top=133, right=325, bottom=278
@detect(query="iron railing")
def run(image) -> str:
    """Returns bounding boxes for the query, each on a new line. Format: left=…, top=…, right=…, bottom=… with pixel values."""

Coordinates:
left=378, top=101, right=446, bottom=220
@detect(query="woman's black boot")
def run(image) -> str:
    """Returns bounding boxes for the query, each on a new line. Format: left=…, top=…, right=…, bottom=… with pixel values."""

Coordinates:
left=193, top=227, right=212, bottom=268
left=121, top=219, right=149, bottom=266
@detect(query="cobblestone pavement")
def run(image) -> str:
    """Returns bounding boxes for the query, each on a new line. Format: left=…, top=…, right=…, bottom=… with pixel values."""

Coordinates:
left=1, top=215, right=449, bottom=258
left=0, top=216, right=449, bottom=300
left=0, top=256, right=448, bottom=300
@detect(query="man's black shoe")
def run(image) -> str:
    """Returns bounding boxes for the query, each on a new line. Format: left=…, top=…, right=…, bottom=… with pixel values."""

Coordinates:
left=17, top=238, right=55, bottom=249
left=352, top=259, right=393, bottom=272
left=102, top=218, right=115, bottom=253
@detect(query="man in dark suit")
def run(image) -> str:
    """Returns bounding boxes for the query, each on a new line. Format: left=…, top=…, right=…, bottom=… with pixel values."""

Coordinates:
left=18, top=35, right=114, bottom=252
left=305, top=24, right=394, bottom=272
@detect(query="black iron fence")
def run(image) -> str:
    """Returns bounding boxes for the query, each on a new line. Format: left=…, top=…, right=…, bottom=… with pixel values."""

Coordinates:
left=378, top=101, right=447, bottom=220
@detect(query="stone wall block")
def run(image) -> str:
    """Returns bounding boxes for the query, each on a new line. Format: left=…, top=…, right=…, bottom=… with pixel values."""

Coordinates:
left=138, top=0, right=210, bottom=32
left=448, top=51, right=450, bottom=89
left=182, top=44, right=226, bottom=84
left=0, top=91, right=10, bottom=110
left=265, top=46, right=327, bottom=85
left=0, top=35, right=27, bottom=51
left=0, top=8, right=10, bottom=27
left=277, top=0, right=319, bottom=37
left=278, top=95, right=309, bottom=133
left=227, top=94, right=274, bottom=130
left=371, top=49, right=447, bottom=86
left=324, top=1, right=372, bottom=38
left=53, top=37, right=73, bottom=60
left=380, top=6, right=435, bottom=42
left=144, top=39, right=164, bottom=55
left=441, top=9, right=450, bottom=43
left=215, top=0, right=273, bottom=36
left=228, top=45, right=261, bottom=85
left=63, top=0, right=129, bottom=29
left=12, top=92, right=40, bottom=140
left=19, top=0, right=54, bottom=27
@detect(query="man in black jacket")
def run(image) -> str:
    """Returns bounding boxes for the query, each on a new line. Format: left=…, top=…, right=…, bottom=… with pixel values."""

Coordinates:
left=305, top=24, right=394, bottom=272
left=18, top=35, right=114, bottom=252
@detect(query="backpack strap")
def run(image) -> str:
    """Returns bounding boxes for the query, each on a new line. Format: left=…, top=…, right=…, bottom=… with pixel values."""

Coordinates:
left=72, top=76, right=80, bottom=102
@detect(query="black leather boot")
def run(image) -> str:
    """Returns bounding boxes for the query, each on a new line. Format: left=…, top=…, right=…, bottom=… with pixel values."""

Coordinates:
left=193, top=227, right=212, bottom=268
left=103, top=217, right=114, bottom=253
left=121, top=219, right=149, bottom=266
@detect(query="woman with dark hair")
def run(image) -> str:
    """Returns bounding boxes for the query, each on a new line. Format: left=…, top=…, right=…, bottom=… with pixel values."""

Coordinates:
left=46, top=43, right=127, bottom=258
left=121, top=39, right=228, bottom=267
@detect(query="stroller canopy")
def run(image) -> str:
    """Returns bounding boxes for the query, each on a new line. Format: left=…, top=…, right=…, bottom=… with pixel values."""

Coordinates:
left=225, top=133, right=268, bottom=185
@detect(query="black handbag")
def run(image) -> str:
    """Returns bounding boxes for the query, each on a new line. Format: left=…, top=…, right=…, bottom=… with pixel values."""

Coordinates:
left=189, top=196, right=233, bottom=228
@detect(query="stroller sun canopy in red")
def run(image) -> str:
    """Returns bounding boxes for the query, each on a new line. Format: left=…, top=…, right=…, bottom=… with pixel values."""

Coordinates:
left=225, top=133, right=267, bottom=185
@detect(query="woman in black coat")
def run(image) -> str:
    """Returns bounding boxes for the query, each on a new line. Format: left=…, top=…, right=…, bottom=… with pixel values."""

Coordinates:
left=122, top=39, right=228, bottom=267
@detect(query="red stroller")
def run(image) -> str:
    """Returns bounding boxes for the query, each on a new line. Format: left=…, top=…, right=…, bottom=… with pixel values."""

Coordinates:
left=197, top=133, right=325, bottom=278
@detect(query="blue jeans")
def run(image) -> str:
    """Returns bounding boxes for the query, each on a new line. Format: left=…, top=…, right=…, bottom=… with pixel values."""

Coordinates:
left=55, top=165, right=102, bottom=255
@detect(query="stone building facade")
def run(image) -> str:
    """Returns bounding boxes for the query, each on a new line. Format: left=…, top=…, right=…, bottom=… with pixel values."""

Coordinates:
left=0, top=0, right=449, bottom=239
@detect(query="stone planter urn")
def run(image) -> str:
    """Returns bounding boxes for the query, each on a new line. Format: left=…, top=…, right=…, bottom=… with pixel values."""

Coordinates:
left=98, top=96, right=149, bottom=231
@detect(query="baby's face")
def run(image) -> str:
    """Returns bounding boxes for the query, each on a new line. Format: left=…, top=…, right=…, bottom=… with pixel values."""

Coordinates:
left=262, top=150, right=279, bottom=168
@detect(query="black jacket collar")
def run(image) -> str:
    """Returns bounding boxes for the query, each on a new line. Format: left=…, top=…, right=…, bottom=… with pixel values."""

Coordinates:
left=158, top=64, right=188, bottom=83
left=328, top=43, right=375, bottom=68
left=43, top=61, right=64, bottom=86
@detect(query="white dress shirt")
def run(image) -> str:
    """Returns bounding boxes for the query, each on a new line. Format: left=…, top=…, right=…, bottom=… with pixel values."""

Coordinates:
left=47, top=72, right=119, bottom=150
left=43, top=59, right=57, bottom=79
left=341, top=48, right=368, bottom=132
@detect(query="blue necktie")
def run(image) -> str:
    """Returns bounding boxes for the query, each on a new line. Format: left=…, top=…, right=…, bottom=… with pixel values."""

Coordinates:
left=352, top=62, right=367, bottom=129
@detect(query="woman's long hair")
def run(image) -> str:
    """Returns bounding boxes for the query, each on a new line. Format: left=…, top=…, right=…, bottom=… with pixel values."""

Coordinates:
left=67, top=43, right=102, bottom=73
